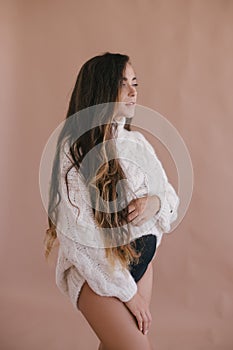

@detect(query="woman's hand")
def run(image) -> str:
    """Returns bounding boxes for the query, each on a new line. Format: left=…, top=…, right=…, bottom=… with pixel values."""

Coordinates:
left=127, top=195, right=161, bottom=226
left=124, top=291, right=152, bottom=335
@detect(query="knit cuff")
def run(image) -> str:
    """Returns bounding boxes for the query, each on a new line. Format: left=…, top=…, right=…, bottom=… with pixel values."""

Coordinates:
left=116, top=272, right=138, bottom=302
left=153, top=183, right=180, bottom=233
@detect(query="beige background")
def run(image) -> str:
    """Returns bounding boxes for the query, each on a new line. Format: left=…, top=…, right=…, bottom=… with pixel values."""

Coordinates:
left=1, top=1, right=233, bottom=349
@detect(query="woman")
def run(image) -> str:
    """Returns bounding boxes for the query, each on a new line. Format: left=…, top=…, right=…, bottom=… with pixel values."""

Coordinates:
left=44, top=52, right=180, bottom=350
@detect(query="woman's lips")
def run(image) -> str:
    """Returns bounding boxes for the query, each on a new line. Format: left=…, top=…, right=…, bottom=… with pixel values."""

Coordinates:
left=125, top=102, right=136, bottom=105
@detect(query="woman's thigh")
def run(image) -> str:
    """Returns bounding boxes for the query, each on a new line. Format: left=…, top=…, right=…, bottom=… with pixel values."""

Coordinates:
left=137, top=261, right=153, bottom=306
left=77, top=282, right=153, bottom=350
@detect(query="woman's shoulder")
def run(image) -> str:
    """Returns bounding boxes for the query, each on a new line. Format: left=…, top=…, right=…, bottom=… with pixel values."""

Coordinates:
left=122, top=129, right=156, bottom=153
left=119, top=129, right=160, bottom=168
left=131, top=131, right=157, bottom=156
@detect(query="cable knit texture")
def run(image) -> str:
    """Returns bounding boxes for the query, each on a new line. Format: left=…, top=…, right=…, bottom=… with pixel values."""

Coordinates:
left=55, top=117, right=180, bottom=311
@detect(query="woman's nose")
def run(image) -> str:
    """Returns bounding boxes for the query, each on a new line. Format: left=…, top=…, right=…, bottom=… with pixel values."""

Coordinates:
left=128, top=86, right=137, bottom=96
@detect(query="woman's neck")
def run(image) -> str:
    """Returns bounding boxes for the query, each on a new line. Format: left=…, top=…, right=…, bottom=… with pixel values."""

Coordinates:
left=114, top=116, right=126, bottom=130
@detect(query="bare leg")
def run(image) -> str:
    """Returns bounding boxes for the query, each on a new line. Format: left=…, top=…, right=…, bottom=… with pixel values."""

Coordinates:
left=137, top=261, right=153, bottom=306
left=97, top=262, right=154, bottom=350
left=77, top=282, right=153, bottom=350
left=98, top=342, right=107, bottom=350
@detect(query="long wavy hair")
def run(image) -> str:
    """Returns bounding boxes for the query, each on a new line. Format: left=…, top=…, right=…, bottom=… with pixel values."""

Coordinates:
left=44, top=52, right=141, bottom=270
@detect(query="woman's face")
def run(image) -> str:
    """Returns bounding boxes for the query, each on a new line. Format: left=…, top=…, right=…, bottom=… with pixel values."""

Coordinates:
left=119, top=63, right=138, bottom=103
left=116, top=63, right=138, bottom=119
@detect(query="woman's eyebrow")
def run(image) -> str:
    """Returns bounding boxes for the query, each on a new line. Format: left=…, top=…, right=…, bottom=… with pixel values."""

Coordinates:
left=122, top=76, right=137, bottom=81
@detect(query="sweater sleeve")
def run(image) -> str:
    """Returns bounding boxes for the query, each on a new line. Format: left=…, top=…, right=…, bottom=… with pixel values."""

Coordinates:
left=57, top=230, right=138, bottom=303
left=57, top=143, right=138, bottom=303
left=132, top=131, right=180, bottom=233
left=153, top=181, right=180, bottom=233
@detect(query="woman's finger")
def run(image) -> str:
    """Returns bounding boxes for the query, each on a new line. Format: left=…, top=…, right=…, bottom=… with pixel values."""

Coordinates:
left=135, top=311, right=143, bottom=332
left=127, top=210, right=139, bottom=222
left=128, top=205, right=135, bottom=213
left=141, top=311, right=150, bottom=334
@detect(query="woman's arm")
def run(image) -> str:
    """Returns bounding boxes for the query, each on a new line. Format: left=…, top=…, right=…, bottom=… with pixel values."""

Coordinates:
left=137, top=261, right=153, bottom=307
left=131, top=131, right=180, bottom=233
left=153, top=180, right=180, bottom=233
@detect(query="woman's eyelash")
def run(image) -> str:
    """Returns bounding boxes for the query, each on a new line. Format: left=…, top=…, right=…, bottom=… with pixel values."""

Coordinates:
left=120, top=82, right=139, bottom=86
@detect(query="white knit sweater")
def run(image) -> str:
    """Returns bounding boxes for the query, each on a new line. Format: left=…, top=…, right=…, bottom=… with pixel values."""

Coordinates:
left=55, top=117, right=180, bottom=311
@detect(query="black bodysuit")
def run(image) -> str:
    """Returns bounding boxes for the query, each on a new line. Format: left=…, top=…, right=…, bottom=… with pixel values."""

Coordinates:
left=129, top=234, right=157, bottom=283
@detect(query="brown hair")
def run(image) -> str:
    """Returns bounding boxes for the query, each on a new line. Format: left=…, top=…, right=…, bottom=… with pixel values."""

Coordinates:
left=44, top=51, right=141, bottom=270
